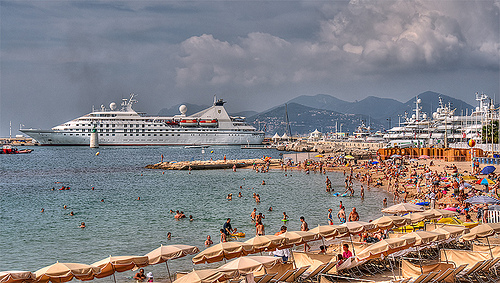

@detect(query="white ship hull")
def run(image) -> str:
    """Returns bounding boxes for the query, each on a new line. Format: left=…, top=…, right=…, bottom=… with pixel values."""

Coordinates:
left=21, top=94, right=265, bottom=146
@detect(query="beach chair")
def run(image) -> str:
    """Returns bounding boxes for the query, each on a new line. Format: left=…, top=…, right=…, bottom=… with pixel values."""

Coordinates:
left=298, top=263, right=327, bottom=282
left=270, top=269, right=296, bottom=282
left=256, top=273, right=278, bottom=283
left=447, top=264, right=468, bottom=283
left=429, top=268, right=454, bottom=283
left=476, top=258, right=500, bottom=283
left=409, top=272, right=438, bottom=283
left=456, top=260, right=486, bottom=283
left=283, top=265, right=310, bottom=282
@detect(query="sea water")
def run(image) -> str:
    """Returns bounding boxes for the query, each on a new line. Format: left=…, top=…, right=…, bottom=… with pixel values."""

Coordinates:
left=0, top=146, right=390, bottom=281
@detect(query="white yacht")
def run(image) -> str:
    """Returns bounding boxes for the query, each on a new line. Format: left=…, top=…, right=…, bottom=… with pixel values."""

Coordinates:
left=21, top=94, right=265, bottom=146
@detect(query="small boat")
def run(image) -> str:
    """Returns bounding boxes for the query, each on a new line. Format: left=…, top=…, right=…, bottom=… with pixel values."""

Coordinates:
left=184, top=145, right=210, bottom=149
left=1, top=145, right=34, bottom=154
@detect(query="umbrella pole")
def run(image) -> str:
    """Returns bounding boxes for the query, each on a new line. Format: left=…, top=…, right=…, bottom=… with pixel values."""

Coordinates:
left=112, top=273, right=117, bottom=283
left=112, top=265, right=117, bottom=283
left=349, top=234, right=356, bottom=256
left=388, top=254, right=396, bottom=280
left=487, top=237, right=494, bottom=259
left=166, top=261, right=172, bottom=283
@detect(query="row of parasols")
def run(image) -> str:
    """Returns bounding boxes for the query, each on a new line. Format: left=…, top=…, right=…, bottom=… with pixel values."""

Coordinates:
left=2, top=203, right=498, bottom=283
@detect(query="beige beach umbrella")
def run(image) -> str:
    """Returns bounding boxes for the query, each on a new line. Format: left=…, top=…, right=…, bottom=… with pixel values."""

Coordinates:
left=400, top=230, right=447, bottom=246
left=218, top=256, right=282, bottom=275
left=192, top=242, right=254, bottom=264
left=432, top=226, right=469, bottom=239
left=34, top=262, right=100, bottom=283
left=356, top=237, right=416, bottom=261
left=172, top=269, right=227, bottom=283
left=146, top=245, right=199, bottom=282
left=402, top=211, right=434, bottom=224
left=309, top=225, right=338, bottom=239
left=277, top=231, right=318, bottom=247
left=462, top=223, right=500, bottom=258
left=371, top=216, right=409, bottom=230
left=244, top=235, right=285, bottom=253
left=339, top=221, right=377, bottom=234
left=92, top=255, right=148, bottom=282
left=424, top=208, right=459, bottom=219
left=381, top=203, right=423, bottom=214
left=0, top=271, right=35, bottom=283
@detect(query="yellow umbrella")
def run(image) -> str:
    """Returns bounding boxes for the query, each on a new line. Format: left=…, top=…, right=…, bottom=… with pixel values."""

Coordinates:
left=0, top=271, right=35, bottom=283
left=145, top=245, right=199, bottom=282
left=92, top=256, right=148, bottom=282
left=244, top=235, right=285, bottom=253
left=192, top=242, right=254, bottom=264
left=462, top=175, right=477, bottom=181
left=371, top=216, right=409, bottom=230
left=356, top=237, right=416, bottom=261
left=34, top=262, right=100, bottom=283
left=218, top=256, right=282, bottom=275
left=315, top=154, right=324, bottom=158
left=172, top=269, right=227, bottom=283
left=344, top=155, right=355, bottom=160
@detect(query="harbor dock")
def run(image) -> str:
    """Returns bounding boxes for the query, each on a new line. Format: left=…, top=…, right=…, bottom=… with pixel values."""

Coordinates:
left=145, top=158, right=281, bottom=170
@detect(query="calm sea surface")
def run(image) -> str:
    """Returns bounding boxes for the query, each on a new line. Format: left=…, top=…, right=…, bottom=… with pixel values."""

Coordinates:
left=0, top=146, right=391, bottom=281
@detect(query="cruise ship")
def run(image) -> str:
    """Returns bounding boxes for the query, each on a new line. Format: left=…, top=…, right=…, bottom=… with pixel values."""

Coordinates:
left=20, top=94, right=265, bottom=146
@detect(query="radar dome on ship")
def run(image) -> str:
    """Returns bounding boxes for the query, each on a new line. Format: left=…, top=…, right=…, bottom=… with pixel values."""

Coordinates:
left=179, top=105, right=187, bottom=115
left=110, top=102, right=117, bottom=110
left=422, top=113, right=427, bottom=119
left=417, top=99, right=421, bottom=104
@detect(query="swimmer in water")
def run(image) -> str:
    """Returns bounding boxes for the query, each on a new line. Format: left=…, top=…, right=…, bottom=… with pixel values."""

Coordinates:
left=205, top=235, right=213, bottom=246
left=238, top=192, right=242, bottom=198
left=91, top=187, right=94, bottom=190
left=101, top=199, right=104, bottom=202
left=282, top=212, right=289, bottom=221
left=70, top=211, right=74, bottom=216
left=137, top=197, right=141, bottom=201
left=80, top=222, right=86, bottom=228
left=41, top=208, right=44, bottom=213
left=189, top=215, right=194, bottom=221
left=63, top=205, right=67, bottom=209
left=262, top=180, right=266, bottom=185
left=169, top=210, right=174, bottom=214
left=167, top=232, right=171, bottom=240
left=269, top=206, right=273, bottom=212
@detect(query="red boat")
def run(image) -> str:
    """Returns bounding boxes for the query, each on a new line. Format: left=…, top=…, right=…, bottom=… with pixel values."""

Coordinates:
left=1, top=145, right=34, bottom=154
left=199, top=119, right=218, bottom=127
left=179, top=119, right=198, bottom=127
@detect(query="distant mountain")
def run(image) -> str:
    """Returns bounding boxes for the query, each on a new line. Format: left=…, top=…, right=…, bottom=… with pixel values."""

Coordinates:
left=401, top=91, right=475, bottom=118
left=230, top=110, right=258, bottom=118
left=247, top=103, right=384, bottom=136
left=158, top=103, right=210, bottom=116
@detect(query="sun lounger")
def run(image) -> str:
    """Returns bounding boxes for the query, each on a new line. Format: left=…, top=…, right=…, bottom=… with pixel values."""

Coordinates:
left=409, top=272, right=438, bottom=283
left=282, top=265, right=310, bottom=282
left=298, top=263, right=327, bottom=282
left=270, top=269, right=296, bottom=282
left=456, top=260, right=485, bottom=283
left=429, top=268, right=454, bottom=283
left=256, top=273, right=278, bottom=283
left=446, top=264, right=468, bottom=282
left=475, top=258, right=500, bottom=283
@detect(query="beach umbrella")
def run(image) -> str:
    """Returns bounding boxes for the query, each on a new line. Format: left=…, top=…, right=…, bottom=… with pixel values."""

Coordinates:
left=34, top=262, right=100, bottom=283
left=192, top=242, right=254, bottom=264
left=244, top=235, right=285, bottom=253
left=172, top=269, right=227, bottom=283
left=356, top=237, right=416, bottom=261
left=464, top=195, right=500, bottom=205
left=432, top=226, right=469, bottom=239
left=424, top=208, right=459, bottom=219
left=371, top=161, right=379, bottom=165
left=477, top=178, right=495, bottom=185
left=218, top=256, right=282, bottom=275
left=402, top=211, right=434, bottom=224
left=381, top=203, right=424, bottom=214
left=309, top=225, right=338, bottom=239
left=390, top=154, right=402, bottom=159
left=418, top=155, right=429, bottom=159
left=315, top=154, right=324, bottom=158
left=340, top=221, right=377, bottom=234
left=463, top=175, right=478, bottom=181
left=400, top=230, right=447, bottom=246
left=0, top=271, right=35, bottom=283
left=344, top=155, right=355, bottom=160
left=371, top=216, right=409, bottom=230
left=464, top=182, right=472, bottom=188
left=145, top=245, right=199, bottom=282
left=92, top=255, right=148, bottom=282
left=481, top=166, right=496, bottom=175
left=277, top=231, right=318, bottom=247
left=462, top=223, right=500, bottom=259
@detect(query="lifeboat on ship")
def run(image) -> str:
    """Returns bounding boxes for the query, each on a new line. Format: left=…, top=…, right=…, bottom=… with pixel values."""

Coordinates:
left=199, top=119, right=218, bottom=127
left=179, top=119, right=198, bottom=127
left=165, top=120, right=179, bottom=126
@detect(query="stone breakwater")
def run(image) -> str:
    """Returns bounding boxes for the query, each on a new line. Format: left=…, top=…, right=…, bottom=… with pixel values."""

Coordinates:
left=145, top=158, right=281, bottom=170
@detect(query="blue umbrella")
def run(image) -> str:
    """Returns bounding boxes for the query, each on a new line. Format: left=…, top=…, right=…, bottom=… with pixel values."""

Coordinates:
left=480, top=166, right=496, bottom=175
left=464, top=195, right=500, bottom=205
left=371, top=161, right=379, bottom=164
left=416, top=201, right=430, bottom=206
left=463, top=182, right=472, bottom=188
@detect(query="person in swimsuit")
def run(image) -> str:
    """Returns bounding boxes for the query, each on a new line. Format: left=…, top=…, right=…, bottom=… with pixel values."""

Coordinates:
left=337, top=207, right=346, bottom=223
left=328, top=209, right=334, bottom=225
left=255, top=221, right=264, bottom=236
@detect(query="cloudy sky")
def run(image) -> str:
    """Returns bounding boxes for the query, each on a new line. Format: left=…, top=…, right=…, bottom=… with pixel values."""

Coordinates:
left=1, top=0, right=499, bottom=136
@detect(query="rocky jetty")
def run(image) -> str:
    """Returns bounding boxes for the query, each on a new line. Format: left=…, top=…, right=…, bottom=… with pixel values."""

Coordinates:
left=145, top=158, right=281, bottom=170
left=276, top=140, right=379, bottom=159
